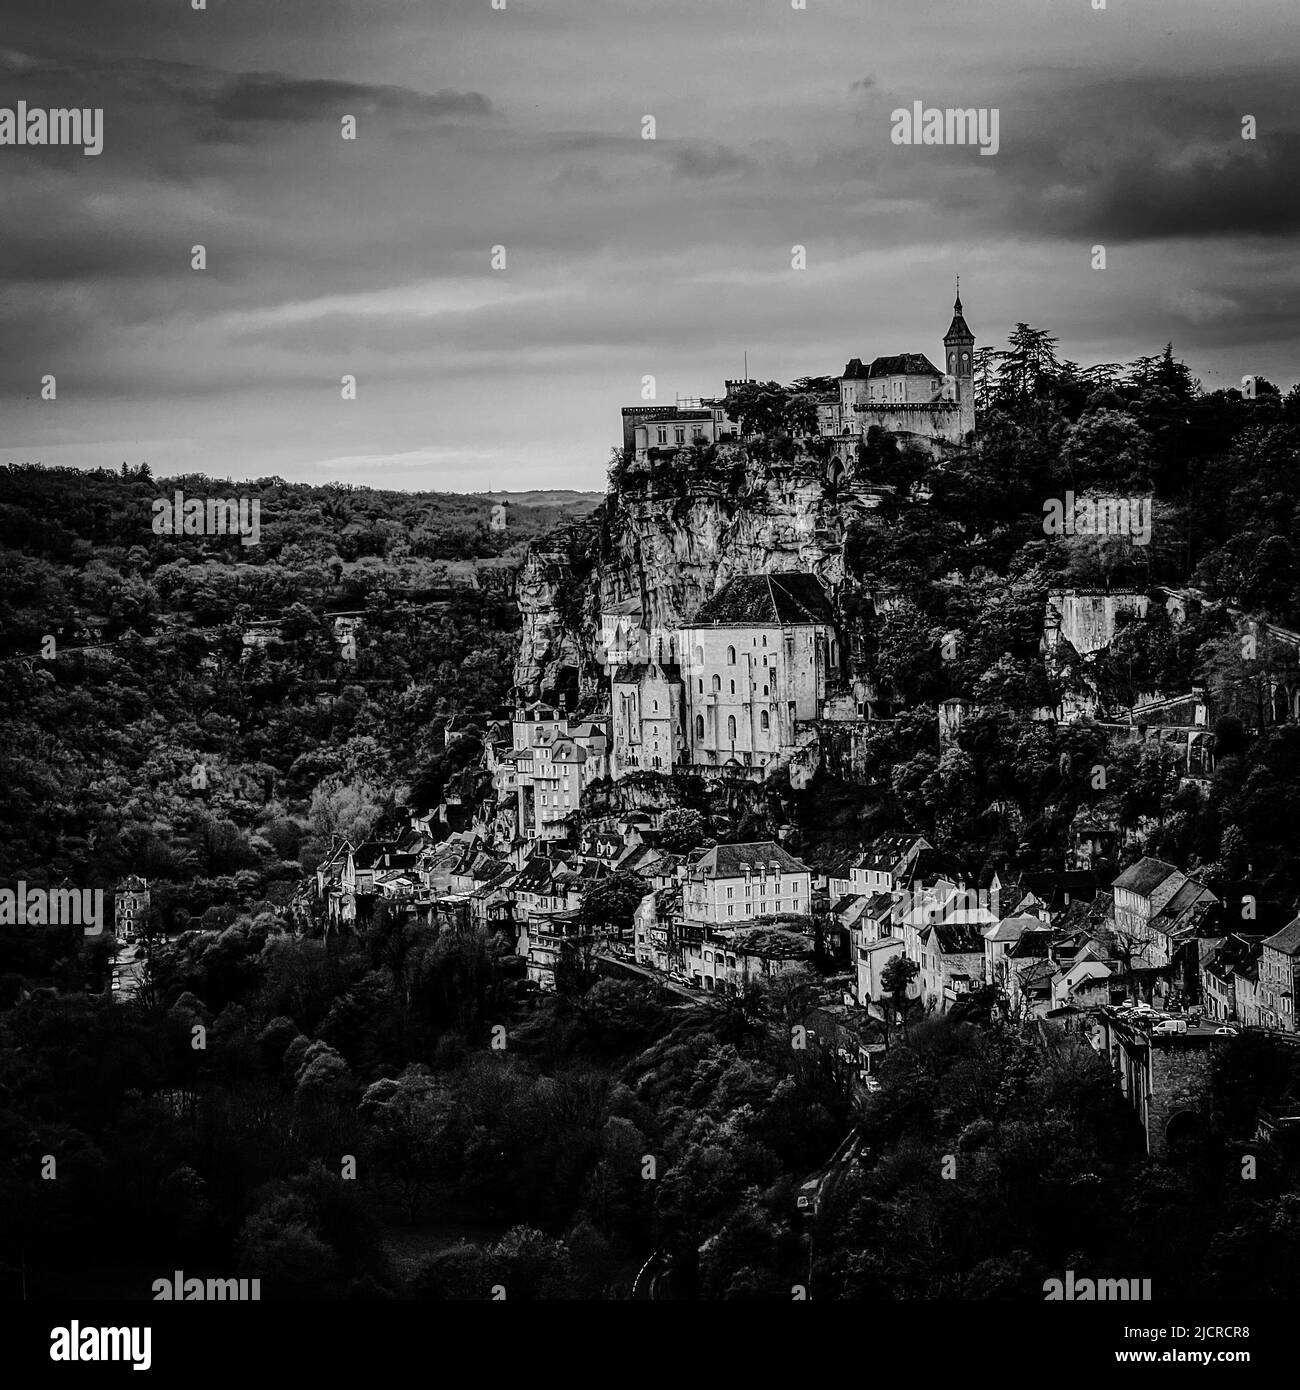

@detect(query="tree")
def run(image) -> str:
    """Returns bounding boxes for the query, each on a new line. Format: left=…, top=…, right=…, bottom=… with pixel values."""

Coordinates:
left=995, top=324, right=1060, bottom=406
left=880, top=956, right=920, bottom=1045
left=578, top=872, right=648, bottom=945
left=724, top=381, right=789, bottom=437
left=659, top=807, right=710, bottom=854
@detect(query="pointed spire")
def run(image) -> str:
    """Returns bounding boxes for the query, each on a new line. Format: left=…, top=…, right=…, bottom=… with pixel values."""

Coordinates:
left=945, top=279, right=973, bottom=343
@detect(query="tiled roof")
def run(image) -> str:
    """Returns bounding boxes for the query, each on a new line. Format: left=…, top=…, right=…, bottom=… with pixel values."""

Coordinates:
left=691, top=841, right=812, bottom=879
left=932, top=923, right=986, bottom=954
left=985, top=914, right=1042, bottom=943
left=693, top=573, right=835, bottom=627
left=867, top=353, right=942, bottom=378
left=1113, top=856, right=1183, bottom=897
left=1264, top=917, right=1300, bottom=957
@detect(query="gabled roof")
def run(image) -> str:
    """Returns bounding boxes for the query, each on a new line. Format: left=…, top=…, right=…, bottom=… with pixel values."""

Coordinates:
left=985, top=913, right=1043, bottom=943
left=1113, top=856, right=1183, bottom=898
left=693, top=573, right=835, bottom=627
left=841, top=354, right=942, bottom=380
left=930, top=923, right=986, bottom=955
left=690, top=841, right=812, bottom=879
left=867, top=353, right=942, bottom=378
left=351, top=840, right=400, bottom=870
left=1150, top=880, right=1218, bottom=939
left=1264, top=917, right=1300, bottom=957
left=1007, top=930, right=1054, bottom=960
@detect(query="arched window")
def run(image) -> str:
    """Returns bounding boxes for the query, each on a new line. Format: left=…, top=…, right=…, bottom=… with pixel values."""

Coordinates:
left=830, top=639, right=838, bottom=668
left=730, top=680, right=736, bottom=694
left=760, top=710, right=770, bottom=731
left=727, top=715, right=737, bottom=741
left=693, top=644, right=704, bottom=670
left=711, top=674, right=721, bottom=692
left=695, top=715, right=704, bottom=739
left=727, top=645, right=736, bottom=665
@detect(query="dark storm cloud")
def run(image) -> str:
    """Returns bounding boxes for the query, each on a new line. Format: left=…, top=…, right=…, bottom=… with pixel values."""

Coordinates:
left=0, top=0, right=1297, bottom=487
left=203, top=73, right=492, bottom=130
left=667, top=143, right=756, bottom=181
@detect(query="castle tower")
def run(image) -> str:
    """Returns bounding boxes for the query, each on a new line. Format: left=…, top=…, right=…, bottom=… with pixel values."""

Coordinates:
left=943, top=282, right=976, bottom=440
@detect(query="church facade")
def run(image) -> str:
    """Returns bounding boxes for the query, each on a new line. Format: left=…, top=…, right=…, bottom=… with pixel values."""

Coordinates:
left=602, top=573, right=843, bottom=782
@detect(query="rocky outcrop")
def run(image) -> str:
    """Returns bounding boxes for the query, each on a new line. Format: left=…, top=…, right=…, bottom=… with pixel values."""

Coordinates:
left=514, top=444, right=868, bottom=701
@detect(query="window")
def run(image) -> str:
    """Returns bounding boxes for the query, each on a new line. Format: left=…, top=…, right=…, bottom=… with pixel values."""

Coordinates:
left=653, top=700, right=659, bottom=712
left=695, top=715, right=704, bottom=739
left=656, top=426, right=667, bottom=444
left=727, top=715, right=737, bottom=741
left=675, top=427, right=685, bottom=444
left=762, top=635, right=767, bottom=647
left=727, top=645, right=736, bottom=665
left=698, top=679, right=703, bottom=694
left=730, top=680, right=736, bottom=694
left=727, top=888, right=733, bottom=899
left=760, top=710, right=770, bottom=731
left=711, top=675, right=721, bottom=692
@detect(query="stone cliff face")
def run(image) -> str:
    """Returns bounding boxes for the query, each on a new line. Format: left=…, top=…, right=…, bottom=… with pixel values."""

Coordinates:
left=514, top=444, right=873, bottom=703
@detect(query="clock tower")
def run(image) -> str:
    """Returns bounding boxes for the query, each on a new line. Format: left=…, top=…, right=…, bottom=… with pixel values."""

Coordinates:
left=943, top=281, right=976, bottom=440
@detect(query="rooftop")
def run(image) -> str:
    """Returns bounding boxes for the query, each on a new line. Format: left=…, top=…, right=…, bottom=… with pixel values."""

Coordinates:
left=692, top=572, right=836, bottom=627
left=1264, top=917, right=1300, bottom=957
left=1113, top=856, right=1184, bottom=898
left=689, top=841, right=812, bottom=879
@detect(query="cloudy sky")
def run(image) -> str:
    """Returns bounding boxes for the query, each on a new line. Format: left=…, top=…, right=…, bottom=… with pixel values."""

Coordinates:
left=2, top=0, right=1297, bottom=492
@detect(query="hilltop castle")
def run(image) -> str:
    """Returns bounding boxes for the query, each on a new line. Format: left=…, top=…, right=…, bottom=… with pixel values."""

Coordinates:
left=620, top=288, right=976, bottom=462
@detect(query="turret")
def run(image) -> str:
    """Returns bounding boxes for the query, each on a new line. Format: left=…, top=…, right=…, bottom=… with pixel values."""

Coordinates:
left=943, top=281, right=976, bottom=439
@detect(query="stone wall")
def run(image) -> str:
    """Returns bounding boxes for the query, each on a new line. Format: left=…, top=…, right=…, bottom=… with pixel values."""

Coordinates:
left=1147, top=1039, right=1218, bottom=1159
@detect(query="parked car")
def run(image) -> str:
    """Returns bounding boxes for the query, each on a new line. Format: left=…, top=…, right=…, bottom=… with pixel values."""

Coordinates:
left=1215, top=1025, right=1240, bottom=1036
left=1153, top=1018, right=1188, bottom=1035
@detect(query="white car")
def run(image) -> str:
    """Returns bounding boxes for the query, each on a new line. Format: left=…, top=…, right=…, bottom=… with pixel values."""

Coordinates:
left=1152, top=1018, right=1187, bottom=1035
left=1214, top=1025, right=1240, bottom=1036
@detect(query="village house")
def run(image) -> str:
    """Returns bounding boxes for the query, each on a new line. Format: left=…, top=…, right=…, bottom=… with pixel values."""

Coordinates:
left=680, top=922, right=813, bottom=995
left=113, top=875, right=150, bottom=940
left=916, top=921, right=986, bottom=1010
left=509, top=701, right=609, bottom=841
left=1259, top=917, right=1300, bottom=1032
left=1111, top=856, right=1218, bottom=979
left=633, top=886, right=680, bottom=974
left=683, top=841, right=813, bottom=926
left=1050, top=942, right=1120, bottom=1013
left=518, top=911, right=590, bottom=992
left=984, top=913, right=1050, bottom=989
left=1200, top=934, right=1263, bottom=1025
